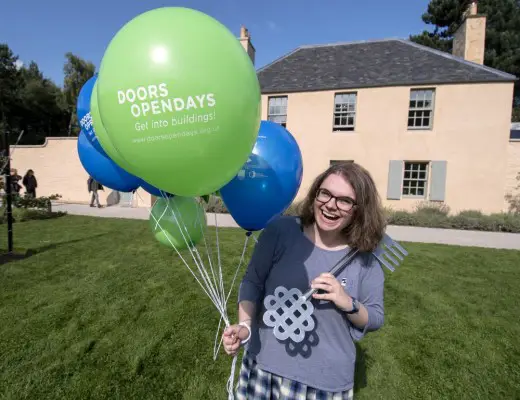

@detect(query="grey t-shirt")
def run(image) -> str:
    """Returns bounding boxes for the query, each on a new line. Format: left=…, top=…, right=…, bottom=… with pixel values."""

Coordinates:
left=238, top=216, right=385, bottom=392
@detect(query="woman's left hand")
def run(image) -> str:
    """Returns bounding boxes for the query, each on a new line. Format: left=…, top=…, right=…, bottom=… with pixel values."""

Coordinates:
left=311, top=272, right=353, bottom=312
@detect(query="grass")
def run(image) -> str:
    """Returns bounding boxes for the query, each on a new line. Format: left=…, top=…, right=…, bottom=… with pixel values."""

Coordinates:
left=1, top=216, right=520, bottom=399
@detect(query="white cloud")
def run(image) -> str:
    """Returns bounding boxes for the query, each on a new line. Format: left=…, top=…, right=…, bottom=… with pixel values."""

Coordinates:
left=14, top=59, right=23, bottom=70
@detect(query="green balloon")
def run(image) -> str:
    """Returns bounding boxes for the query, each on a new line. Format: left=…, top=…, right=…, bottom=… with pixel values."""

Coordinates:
left=97, top=7, right=261, bottom=197
left=90, top=82, right=136, bottom=174
left=150, top=196, right=207, bottom=249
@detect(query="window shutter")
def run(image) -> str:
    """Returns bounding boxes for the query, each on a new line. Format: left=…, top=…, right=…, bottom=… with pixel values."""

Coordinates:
left=429, top=161, right=447, bottom=201
left=387, top=160, right=404, bottom=200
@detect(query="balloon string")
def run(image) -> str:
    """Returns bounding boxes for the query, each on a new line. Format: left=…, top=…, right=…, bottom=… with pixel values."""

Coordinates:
left=195, top=198, right=226, bottom=309
left=227, top=354, right=238, bottom=400
left=136, top=191, right=224, bottom=315
left=213, top=233, right=251, bottom=358
left=166, top=198, right=228, bottom=319
left=138, top=191, right=253, bottom=399
left=214, top=213, right=226, bottom=318
left=164, top=194, right=226, bottom=317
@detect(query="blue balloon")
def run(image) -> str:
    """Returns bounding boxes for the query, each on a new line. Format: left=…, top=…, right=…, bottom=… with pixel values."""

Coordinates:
left=77, top=74, right=106, bottom=155
left=220, top=120, right=303, bottom=231
left=139, top=179, right=174, bottom=198
left=77, top=132, right=141, bottom=192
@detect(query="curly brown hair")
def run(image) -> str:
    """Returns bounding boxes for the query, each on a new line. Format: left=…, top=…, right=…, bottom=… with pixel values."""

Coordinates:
left=299, top=162, right=386, bottom=252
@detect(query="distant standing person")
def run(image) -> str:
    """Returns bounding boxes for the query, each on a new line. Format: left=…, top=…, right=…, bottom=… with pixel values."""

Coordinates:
left=22, top=169, right=37, bottom=198
left=10, top=169, right=22, bottom=194
left=88, top=176, right=104, bottom=208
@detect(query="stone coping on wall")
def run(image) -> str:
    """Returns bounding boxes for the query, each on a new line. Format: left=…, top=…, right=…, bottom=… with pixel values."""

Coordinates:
left=11, top=137, right=78, bottom=148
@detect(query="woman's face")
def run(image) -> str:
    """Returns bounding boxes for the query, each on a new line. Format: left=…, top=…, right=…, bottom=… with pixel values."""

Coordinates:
left=313, top=173, right=357, bottom=234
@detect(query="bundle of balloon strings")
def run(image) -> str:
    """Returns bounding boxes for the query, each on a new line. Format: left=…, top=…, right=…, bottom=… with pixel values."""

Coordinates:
left=137, top=191, right=254, bottom=399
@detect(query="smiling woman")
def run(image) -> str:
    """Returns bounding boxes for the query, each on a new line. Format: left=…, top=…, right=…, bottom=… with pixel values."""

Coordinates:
left=222, top=161, right=388, bottom=399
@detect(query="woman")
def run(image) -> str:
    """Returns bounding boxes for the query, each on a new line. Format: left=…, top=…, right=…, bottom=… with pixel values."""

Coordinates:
left=223, top=162, right=387, bottom=399
left=22, top=169, right=38, bottom=198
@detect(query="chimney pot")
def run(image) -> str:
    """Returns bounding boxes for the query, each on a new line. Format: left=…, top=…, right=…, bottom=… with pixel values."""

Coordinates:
left=470, top=2, right=478, bottom=16
left=240, top=25, right=249, bottom=39
left=452, top=2, right=486, bottom=64
left=238, top=25, right=255, bottom=65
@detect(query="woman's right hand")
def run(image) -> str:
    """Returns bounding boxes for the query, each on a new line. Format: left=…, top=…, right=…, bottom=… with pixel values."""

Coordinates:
left=222, top=324, right=250, bottom=356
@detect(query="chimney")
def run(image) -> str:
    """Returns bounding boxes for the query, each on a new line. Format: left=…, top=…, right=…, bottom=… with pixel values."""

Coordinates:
left=239, top=25, right=255, bottom=65
left=452, top=1, right=486, bottom=64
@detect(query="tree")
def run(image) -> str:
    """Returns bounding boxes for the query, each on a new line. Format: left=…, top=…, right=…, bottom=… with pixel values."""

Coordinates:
left=63, top=53, right=95, bottom=136
left=0, top=43, right=69, bottom=144
left=19, top=62, right=68, bottom=144
left=0, top=44, right=24, bottom=130
left=410, top=0, right=520, bottom=121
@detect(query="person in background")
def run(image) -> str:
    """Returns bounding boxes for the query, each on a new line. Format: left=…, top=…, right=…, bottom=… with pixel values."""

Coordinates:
left=10, top=169, right=22, bottom=195
left=87, top=176, right=104, bottom=208
left=22, top=169, right=37, bottom=198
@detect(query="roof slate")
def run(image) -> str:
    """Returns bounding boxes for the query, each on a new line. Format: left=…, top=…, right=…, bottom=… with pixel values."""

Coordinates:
left=257, top=39, right=517, bottom=94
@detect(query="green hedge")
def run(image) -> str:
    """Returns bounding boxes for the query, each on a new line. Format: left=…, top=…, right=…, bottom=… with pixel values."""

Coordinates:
left=387, top=208, right=520, bottom=233
left=0, top=194, right=66, bottom=224
left=203, top=197, right=520, bottom=233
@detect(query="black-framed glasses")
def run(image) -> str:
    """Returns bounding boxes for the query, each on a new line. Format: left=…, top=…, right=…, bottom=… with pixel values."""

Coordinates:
left=315, top=188, right=357, bottom=212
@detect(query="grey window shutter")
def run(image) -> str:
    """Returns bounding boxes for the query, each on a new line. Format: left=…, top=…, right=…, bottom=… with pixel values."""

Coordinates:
left=387, top=160, right=404, bottom=200
left=429, top=161, right=447, bottom=201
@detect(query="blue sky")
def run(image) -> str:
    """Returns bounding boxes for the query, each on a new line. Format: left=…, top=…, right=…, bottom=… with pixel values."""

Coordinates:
left=1, top=0, right=431, bottom=86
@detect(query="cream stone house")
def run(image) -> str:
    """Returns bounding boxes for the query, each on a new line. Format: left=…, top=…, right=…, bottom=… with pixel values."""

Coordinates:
left=10, top=3, right=520, bottom=213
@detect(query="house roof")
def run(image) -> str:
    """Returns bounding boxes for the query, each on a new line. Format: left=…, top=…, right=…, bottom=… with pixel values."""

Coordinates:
left=257, top=39, right=517, bottom=94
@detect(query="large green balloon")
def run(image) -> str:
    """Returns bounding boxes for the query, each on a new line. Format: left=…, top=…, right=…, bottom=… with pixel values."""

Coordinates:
left=150, top=196, right=207, bottom=249
left=90, top=82, right=136, bottom=175
left=97, top=7, right=261, bottom=197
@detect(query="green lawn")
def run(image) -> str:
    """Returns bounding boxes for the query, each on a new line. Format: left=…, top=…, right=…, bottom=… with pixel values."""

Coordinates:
left=1, top=216, right=519, bottom=399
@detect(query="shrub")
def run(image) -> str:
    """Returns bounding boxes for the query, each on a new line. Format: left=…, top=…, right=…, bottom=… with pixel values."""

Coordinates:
left=505, top=193, right=520, bottom=214
left=457, top=210, right=484, bottom=218
left=202, top=196, right=228, bottom=214
left=385, top=204, right=520, bottom=233
left=387, top=210, right=419, bottom=226
left=413, top=201, right=450, bottom=217
left=505, top=172, right=520, bottom=214
left=0, top=193, right=65, bottom=224
left=12, top=194, right=62, bottom=212
left=0, top=208, right=66, bottom=224
left=487, top=213, right=520, bottom=233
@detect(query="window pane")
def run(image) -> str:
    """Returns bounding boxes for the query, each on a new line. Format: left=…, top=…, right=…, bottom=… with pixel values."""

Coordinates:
left=402, top=162, right=428, bottom=197
left=409, top=90, right=434, bottom=129
left=334, top=93, right=357, bottom=128
left=268, top=97, right=288, bottom=127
